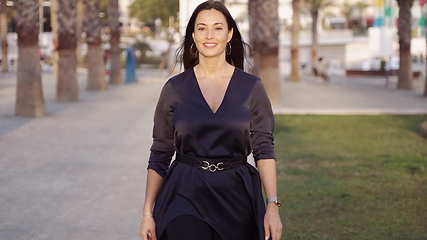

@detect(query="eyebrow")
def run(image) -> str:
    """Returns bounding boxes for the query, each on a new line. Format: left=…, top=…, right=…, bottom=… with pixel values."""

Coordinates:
left=196, top=22, right=225, bottom=26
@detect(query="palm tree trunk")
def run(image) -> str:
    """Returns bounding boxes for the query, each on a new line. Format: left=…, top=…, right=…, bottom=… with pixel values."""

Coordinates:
left=424, top=72, right=427, bottom=97
left=0, top=0, right=8, bottom=72
left=76, top=0, right=84, bottom=66
left=424, top=9, right=427, bottom=97
left=108, top=0, right=123, bottom=85
left=396, top=0, right=414, bottom=90
left=311, top=8, right=319, bottom=76
left=289, top=0, right=301, bottom=82
left=39, top=0, right=43, bottom=35
left=14, top=0, right=45, bottom=117
left=249, top=0, right=282, bottom=106
left=51, top=0, right=79, bottom=101
left=425, top=27, right=427, bottom=97
left=84, top=0, right=107, bottom=91
left=425, top=57, right=427, bottom=96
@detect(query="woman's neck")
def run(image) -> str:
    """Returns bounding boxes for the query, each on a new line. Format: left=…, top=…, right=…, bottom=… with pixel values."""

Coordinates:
left=196, top=56, right=231, bottom=79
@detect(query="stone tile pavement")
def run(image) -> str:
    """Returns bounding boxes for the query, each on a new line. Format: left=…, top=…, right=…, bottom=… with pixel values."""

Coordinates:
left=0, top=66, right=426, bottom=239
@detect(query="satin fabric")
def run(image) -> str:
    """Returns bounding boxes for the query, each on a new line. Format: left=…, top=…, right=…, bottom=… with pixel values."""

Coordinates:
left=148, top=68, right=276, bottom=240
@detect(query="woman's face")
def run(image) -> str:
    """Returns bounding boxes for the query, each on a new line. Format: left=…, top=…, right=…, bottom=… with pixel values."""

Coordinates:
left=192, top=9, right=233, bottom=60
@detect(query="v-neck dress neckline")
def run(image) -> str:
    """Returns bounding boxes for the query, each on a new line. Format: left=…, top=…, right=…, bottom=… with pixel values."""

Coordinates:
left=192, top=67, right=236, bottom=114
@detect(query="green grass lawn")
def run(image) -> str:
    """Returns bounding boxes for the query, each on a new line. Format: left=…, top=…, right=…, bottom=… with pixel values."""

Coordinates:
left=274, top=115, right=427, bottom=240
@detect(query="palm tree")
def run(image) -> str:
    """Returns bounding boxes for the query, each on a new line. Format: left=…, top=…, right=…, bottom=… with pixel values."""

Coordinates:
left=425, top=14, right=427, bottom=97
left=289, top=0, right=301, bottom=82
left=248, top=0, right=282, bottom=106
left=84, top=0, right=107, bottom=91
left=355, top=1, right=368, bottom=32
left=355, top=1, right=368, bottom=20
left=0, top=0, right=8, bottom=72
left=51, top=0, right=79, bottom=101
left=76, top=0, right=84, bottom=65
left=396, top=0, right=414, bottom=90
left=341, top=2, right=353, bottom=29
left=14, top=0, right=45, bottom=117
left=108, top=0, right=123, bottom=85
left=306, top=0, right=334, bottom=76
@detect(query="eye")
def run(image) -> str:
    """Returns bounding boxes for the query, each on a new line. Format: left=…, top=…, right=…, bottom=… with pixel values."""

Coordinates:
left=215, top=27, right=223, bottom=31
left=197, top=27, right=206, bottom=31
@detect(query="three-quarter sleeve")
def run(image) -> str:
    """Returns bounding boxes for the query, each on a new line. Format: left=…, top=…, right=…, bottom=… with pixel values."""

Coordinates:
left=250, top=79, right=276, bottom=161
left=148, top=80, right=175, bottom=177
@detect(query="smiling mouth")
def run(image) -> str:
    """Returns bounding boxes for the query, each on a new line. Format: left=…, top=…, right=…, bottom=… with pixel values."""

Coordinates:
left=203, top=43, right=217, bottom=48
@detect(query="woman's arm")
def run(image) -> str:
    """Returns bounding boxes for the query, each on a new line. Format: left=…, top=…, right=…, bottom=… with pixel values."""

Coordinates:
left=258, top=159, right=278, bottom=199
left=258, top=159, right=282, bottom=240
left=250, top=77, right=282, bottom=239
left=142, top=169, right=164, bottom=214
left=140, top=169, right=164, bottom=240
left=140, top=80, right=174, bottom=240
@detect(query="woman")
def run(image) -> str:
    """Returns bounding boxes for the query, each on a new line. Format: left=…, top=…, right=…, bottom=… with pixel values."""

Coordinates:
left=140, top=1, right=282, bottom=240
left=315, top=57, right=330, bottom=83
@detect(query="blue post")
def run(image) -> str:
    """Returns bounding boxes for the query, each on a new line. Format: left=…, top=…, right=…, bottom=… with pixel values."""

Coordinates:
left=125, top=47, right=137, bottom=83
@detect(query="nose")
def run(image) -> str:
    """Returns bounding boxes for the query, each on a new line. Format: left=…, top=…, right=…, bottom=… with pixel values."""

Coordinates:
left=206, top=28, right=214, bottom=39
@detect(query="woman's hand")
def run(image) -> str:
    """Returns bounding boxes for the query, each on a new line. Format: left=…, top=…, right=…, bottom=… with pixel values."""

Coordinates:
left=264, top=203, right=282, bottom=240
left=140, top=216, right=157, bottom=240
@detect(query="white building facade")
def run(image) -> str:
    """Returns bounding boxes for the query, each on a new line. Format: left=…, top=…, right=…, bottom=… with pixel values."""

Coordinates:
left=177, top=0, right=426, bottom=73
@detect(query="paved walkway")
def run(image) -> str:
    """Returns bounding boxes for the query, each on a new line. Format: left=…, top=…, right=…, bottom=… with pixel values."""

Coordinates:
left=0, top=66, right=426, bottom=240
left=277, top=73, right=427, bottom=114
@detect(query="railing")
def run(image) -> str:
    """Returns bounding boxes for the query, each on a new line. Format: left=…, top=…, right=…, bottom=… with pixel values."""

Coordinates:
left=280, top=29, right=357, bottom=42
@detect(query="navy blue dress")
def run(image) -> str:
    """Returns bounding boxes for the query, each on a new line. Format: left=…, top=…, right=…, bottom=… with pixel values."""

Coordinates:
left=148, top=67, right=276, bottom=240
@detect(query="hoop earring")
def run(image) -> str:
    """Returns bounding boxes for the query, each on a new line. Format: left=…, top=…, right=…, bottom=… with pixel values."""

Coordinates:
left=190, top=43, right=198, bottom=56
left=226, top=42, right=231, bottom=55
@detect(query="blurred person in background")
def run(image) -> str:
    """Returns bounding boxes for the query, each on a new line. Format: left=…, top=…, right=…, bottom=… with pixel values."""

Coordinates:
left=315, top=56, right=330, bottom=83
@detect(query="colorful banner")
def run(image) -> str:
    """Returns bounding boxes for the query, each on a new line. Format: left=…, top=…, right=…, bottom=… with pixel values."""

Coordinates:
left=374, top=0, right=385, bottom=7
left=419, top=16, right=427, bottom=27
left=385, top=7, right=392, bottom=17
left=373, top=18, right=385, bottom=27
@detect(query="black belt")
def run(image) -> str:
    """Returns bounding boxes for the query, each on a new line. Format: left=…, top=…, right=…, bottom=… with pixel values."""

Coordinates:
left=175, top=153, right=247, bottom=172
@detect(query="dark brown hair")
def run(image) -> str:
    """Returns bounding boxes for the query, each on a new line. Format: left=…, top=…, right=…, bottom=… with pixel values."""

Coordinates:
left=177, top=0, right=249, bottom=70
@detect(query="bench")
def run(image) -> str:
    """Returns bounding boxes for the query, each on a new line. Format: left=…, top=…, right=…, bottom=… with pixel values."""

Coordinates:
left=345, top=69, right=422, bottom=87
left=346, top=69, right=421, bottom=78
